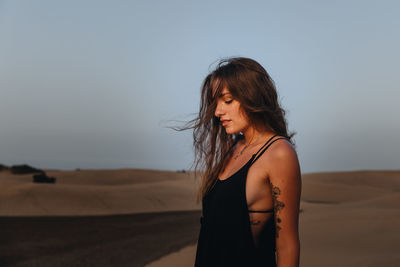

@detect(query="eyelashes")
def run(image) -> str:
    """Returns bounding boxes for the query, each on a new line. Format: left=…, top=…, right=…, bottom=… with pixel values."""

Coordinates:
left=225, top=100, right=233, bottom=104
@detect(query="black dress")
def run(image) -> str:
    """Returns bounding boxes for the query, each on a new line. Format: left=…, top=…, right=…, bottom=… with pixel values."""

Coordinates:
left=194, top=135, right=287, bottom=267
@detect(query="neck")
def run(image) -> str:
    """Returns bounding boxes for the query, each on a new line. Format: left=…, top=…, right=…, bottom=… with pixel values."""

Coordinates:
left=242, top=126, right=275, bottom=145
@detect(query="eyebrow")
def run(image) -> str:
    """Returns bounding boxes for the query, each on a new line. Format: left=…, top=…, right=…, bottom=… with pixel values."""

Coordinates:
left=219, top=92, right=232, bottom=97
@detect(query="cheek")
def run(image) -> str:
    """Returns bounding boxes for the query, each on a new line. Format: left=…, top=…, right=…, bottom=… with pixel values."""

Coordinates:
left=238, top=110, right=250, bottom=126
left=237, top=106, right=247, bottom=120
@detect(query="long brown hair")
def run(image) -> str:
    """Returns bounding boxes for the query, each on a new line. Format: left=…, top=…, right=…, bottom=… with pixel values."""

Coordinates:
left=170, top=57, right=296, bottom=203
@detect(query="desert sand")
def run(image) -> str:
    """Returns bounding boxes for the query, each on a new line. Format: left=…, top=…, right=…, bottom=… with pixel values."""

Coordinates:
left=146, top=170, right=400, bottom=267
left=0, top=169, right=202, bottom=216
left=1, top=168, right=399, bottom=267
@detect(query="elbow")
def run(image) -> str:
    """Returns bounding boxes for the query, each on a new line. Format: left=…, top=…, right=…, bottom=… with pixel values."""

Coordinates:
left=276, top=237, right=300, bottom=257
left=276, top=240, right=300, bottom=267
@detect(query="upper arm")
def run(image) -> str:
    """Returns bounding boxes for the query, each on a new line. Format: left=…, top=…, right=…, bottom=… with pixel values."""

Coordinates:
left=267, top=140, right=302, bottom=249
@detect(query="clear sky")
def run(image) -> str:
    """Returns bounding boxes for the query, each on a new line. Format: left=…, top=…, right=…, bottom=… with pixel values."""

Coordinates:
left=1, top=0, right=399, bottom=173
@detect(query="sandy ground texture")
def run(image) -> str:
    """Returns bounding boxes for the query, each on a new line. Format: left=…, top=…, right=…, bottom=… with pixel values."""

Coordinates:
left=1, top=169, right=400, bottom=267
left=146, top=170, right=400, bottom=267
left=0, top=169, right=202, bottom=216
left=0, top=210, right=201, bottom=267
left=0, top=168, right=202, bottom=267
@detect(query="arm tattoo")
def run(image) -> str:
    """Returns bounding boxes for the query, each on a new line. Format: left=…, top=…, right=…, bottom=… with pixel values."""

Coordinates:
left=271, top=184, right=285, bottom=238
left=250, top=219, right=261, bottom=226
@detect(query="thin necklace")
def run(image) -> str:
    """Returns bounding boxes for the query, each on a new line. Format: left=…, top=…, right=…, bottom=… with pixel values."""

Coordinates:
left=233, top=134, right=262, bottom=160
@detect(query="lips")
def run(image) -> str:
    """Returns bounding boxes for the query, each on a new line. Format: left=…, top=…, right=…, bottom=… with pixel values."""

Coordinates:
left=221, top=120, right=231, bottom=126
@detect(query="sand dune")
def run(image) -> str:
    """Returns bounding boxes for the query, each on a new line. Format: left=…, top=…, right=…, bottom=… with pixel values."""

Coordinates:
left=0, top=169, right=202, bottom=216
left=1, top=168, right=399, bottom=267
left=146, top=170, right=400, bottom=267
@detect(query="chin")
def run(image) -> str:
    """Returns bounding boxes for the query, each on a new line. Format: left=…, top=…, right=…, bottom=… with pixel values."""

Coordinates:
left=225, top=128, right=239, bottom=135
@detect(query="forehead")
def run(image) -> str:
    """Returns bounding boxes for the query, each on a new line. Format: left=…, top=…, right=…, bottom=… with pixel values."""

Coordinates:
left=212, top=86, right=232, bottom=99
left=219, top=88, right=231, bottom=97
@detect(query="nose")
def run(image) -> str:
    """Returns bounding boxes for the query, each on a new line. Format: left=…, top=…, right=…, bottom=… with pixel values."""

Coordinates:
left=214, top=101, right=224, bottom=118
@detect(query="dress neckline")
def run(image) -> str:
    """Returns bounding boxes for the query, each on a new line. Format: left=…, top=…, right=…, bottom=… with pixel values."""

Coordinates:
left=217, top=154, right=255, bottom=182
left=217, top=134, right=281, bottom=183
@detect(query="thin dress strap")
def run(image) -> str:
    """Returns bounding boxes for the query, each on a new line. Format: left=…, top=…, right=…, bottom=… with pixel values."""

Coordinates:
left=248, top=209, right=274, bottom=213
left=251, top=134, right=278, bottom=159
left=250, top=136, right=287, bottom=166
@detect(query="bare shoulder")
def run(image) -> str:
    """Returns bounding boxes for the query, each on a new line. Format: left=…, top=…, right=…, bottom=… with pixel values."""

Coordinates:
left=268, top=137, right=298, bottom=162
left=257, top=137, right=300, bottom=182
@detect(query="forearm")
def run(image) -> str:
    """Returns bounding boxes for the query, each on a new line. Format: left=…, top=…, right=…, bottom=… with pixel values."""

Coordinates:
left=276, top=240, right=300, bottom=267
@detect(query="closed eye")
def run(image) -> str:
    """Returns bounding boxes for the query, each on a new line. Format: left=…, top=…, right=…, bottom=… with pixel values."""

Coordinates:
left=225, top=100, right=233, bottom=104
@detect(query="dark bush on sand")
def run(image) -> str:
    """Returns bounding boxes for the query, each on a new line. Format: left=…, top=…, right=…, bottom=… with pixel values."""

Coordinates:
left=10, top=164, right=44, bottom=174
left=0, top=164, right=9, bottom=171
left=33, top=173, right=56, bottom=184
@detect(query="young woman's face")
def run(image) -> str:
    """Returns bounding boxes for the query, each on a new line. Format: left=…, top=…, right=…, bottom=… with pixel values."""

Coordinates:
left=214, top=87, right=250, bottom=135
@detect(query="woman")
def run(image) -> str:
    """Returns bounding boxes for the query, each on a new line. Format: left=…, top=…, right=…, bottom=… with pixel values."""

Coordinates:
left=176, top=57, right=301, bottom=267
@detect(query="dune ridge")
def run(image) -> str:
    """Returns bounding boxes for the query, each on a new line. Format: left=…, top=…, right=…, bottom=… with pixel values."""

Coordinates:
left=145, top=170, right=400, bottom=267
left=1, top=168, right=399, bottom=267
left=0, top=169, right=202, bottom=216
